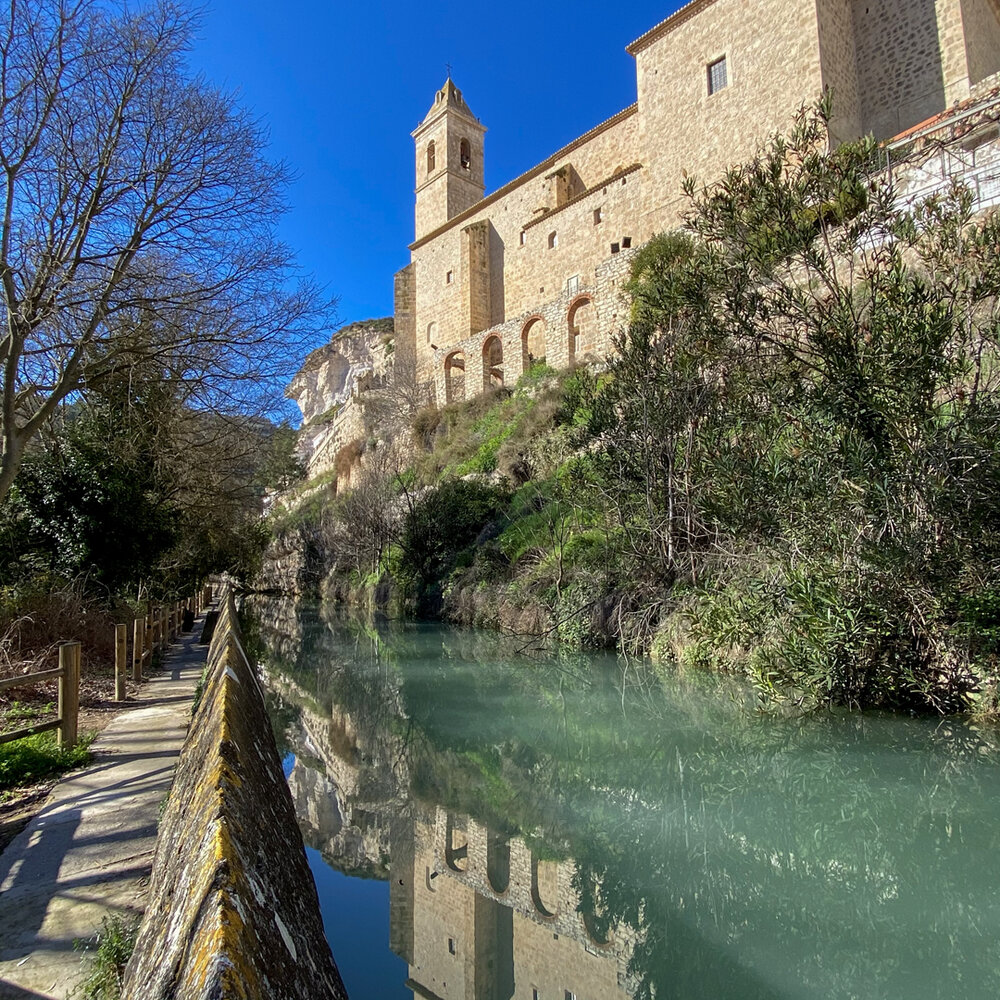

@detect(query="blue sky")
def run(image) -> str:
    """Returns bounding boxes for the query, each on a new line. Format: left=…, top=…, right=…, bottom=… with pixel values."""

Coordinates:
left=186, top=1, right=681, bottom=351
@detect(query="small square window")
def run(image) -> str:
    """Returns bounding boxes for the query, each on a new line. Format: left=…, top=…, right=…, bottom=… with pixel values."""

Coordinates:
left=708, top=56, right=728, bottom=95
left=446, top=270, right=453, bottom=284
left=611, top=242, right=620, bottom=254
left=622, top=236, right=632, bottom=249
left=593, top=207, right=603, bottom=225
left=520, top=231, right=527, bottom=246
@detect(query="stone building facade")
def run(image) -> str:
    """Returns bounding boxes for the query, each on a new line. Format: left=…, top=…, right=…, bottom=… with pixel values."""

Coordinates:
left=392, top=0, right=1000, bottom=408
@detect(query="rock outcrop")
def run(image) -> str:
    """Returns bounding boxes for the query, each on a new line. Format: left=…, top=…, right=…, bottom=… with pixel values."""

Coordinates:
left=287, top=317, right=394, bottom=478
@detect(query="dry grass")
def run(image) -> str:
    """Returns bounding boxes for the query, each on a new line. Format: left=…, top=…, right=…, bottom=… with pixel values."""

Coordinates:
left=0, top=580, right=146, bottom=733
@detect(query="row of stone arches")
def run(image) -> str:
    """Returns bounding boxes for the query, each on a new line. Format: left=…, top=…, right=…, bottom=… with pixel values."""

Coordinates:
left=443, top=295, right=597, bottom=403
left=442, top=817, right=610, bottom=944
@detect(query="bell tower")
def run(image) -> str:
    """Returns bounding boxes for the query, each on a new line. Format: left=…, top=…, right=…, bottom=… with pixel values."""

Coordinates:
left=413, top=78, right=486, bottom=241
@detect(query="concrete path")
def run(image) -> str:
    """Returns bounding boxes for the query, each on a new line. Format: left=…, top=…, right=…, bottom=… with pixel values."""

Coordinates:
left=0, top=619, right=209, bottom=999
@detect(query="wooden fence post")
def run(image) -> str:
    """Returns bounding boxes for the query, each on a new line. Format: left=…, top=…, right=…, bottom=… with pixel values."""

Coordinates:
left=58, top=641, right=80, bottom=749
left=115, top=623, right=127, bottom=701
left=133, top=618, right=143, bottom=682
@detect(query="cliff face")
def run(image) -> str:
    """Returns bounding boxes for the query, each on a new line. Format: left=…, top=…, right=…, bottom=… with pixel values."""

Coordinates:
left=286, top=318, right=394, bottom=476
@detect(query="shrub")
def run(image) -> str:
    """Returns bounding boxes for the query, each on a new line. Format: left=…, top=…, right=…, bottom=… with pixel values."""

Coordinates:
left=400, top=479, right=511, bottom=602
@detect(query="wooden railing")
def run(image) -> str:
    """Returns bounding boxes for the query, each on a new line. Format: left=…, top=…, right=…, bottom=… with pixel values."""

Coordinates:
left=1, top=585, right=215, bottom=750
left=0, top=641, right=81, bottom=749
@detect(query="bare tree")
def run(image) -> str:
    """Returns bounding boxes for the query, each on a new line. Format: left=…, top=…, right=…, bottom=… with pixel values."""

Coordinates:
left=0, top=0, right=325, bottom=501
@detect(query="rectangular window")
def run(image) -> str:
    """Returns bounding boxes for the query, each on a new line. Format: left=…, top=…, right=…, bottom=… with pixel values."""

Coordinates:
left=448, top=937, right=456, bottom=955
left=446, top=270, right=453, bottom=284
left=566, top=275, right=580, bottom=295
left=593, top=207, right=603, bottom=225
left=708, top=56, right=728, bottom=95
left=520, top=230, right=527, bottom=246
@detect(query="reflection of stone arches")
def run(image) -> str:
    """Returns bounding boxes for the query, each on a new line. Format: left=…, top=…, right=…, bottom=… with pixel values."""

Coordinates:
left=445, top=350, right=466, bottom=403
left=567, top=295, right=596, bottom=363
left=486, top=831, right=510, bottom=894
left=580, top=871, right=612, bottom=946
left=530, top=854, right=558, bottom=918
left=446, top=815, right=469, bottom=872
left=483, top=335, right=504, bottom=389
left=521, top=315, right=546, bottom=373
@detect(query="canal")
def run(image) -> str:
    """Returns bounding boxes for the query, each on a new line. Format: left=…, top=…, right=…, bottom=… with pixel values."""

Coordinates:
left=252, top=597, right=1000, bottom=1000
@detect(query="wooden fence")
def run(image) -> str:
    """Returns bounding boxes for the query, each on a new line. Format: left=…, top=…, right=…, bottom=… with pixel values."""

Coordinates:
left=0, top=585, right=215, bottom=751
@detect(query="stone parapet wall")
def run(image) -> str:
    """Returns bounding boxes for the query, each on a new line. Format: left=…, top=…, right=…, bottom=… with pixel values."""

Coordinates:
left=122, top=591, right=346, bottom=1000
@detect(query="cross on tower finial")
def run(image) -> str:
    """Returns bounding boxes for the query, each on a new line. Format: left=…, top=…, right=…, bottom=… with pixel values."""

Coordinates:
left=446, top=62, right=453, bottom=78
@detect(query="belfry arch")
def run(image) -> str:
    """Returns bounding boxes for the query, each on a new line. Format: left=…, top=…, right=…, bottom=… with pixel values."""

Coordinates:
left=444, top=351, right=466, bottom=403
left=483, top=335, right=503, bottom=389
left=521, top=316, right=546, bottom=373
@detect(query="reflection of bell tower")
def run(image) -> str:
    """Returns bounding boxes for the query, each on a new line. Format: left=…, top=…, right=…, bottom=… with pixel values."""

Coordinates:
left=413, top=78, right=486, bottom=241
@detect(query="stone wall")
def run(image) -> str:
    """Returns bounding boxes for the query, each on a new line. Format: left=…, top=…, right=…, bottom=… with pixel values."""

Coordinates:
left=961, top=0, right=1000, bottom=87
left=852, top=0, right=976, bottom=139
left=632, top=0, right=826, bottom=237
left=121, top=591, right=346, bottom=1000
left=816, top=0, right=863, bottom=143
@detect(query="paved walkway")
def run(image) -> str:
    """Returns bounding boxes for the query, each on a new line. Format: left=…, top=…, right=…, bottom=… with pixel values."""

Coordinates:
left=0, top=619, right=209, bottom=999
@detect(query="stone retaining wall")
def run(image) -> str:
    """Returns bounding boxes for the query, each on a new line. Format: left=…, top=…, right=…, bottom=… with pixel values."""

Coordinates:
left=122, top=591, right=346, bottom=1000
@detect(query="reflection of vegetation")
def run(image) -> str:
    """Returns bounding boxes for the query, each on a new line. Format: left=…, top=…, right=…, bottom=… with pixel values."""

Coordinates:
left=256, top=596, right=1000, bottom=1000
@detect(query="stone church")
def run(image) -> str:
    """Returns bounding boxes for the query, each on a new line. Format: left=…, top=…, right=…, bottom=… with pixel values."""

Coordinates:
left=391, top=0, right=1000, bottom=407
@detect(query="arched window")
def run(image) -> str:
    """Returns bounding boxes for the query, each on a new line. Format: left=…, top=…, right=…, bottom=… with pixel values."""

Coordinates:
left=426, top=141, right=436, bottom=174
left=444, top=351, right=466, bottom=403
left=521, top=317, right=546, bottom=372
left=483, top=335, right=503, bottom=390
left=568, top=296, right=596, bottom=361
left=460, top=138, right=471, bottom=170
left=426, top=321, right=437, bottom=345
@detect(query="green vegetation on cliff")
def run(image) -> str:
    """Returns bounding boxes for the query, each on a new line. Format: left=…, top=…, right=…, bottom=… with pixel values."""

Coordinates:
left=269, top=103, right=1000, bottom=714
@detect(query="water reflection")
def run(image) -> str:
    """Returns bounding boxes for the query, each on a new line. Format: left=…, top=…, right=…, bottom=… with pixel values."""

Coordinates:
left=252, top=596, right=1000, bottom=1000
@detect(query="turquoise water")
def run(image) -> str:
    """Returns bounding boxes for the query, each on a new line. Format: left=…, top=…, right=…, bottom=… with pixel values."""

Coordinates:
left=258, top=601, right=1000, bottom=1000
